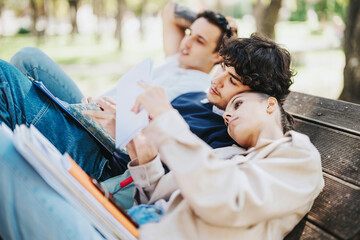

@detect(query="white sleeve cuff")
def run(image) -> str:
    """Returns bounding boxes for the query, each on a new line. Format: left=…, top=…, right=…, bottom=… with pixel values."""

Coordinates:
left=127, top=154, right=164, bottom=188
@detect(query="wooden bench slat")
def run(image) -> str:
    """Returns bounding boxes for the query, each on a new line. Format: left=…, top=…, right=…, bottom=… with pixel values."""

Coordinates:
left=285, top=219, right=339, bottom=240
left=307, top=174, right=360, bottom=239
left=284, top=92, right=360, bottom=135
left=292, top=119, right=360, bottom=186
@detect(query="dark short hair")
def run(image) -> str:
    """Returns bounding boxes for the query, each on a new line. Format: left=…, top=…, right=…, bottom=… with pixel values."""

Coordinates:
left=196, top=11, right=238, bottom=52
left=220, top=33, right=295, bottom=104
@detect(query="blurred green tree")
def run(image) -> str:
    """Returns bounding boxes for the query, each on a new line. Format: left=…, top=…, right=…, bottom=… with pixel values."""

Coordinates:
left=340, top=0, right=360, bottom=103
left=29, top=0, right=44, bottom=36
left=69, top=0, right=80, bottom=34
left=0, top=0, right=4, bottom=37
left=314, top=0, right=348, bottom=21
left=288, top=0, right=348, bottom=22
left=127, top=0, right=147, bottom=40
left=125, top=0, right=167, bottom=40
left=92, top=0, right=105, bottom=41
left=289, top=0, right=307, bottom=21
left=115, top=0, right=126, bottom=48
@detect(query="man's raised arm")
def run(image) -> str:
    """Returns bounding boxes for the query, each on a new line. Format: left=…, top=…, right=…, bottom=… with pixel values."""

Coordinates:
left=161, top=1, right=197, bottom=57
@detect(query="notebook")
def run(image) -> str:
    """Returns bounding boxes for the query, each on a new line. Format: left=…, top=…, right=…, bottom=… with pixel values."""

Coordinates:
left=11, top=124, right=139, bottom=240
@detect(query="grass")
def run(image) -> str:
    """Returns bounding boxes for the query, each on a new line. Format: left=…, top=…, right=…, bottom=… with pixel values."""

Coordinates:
left=0, top=33, right=163, bottom=64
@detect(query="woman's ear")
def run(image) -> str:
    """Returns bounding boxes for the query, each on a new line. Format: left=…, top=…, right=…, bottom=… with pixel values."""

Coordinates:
left=266, top=97, right=278, bottom=114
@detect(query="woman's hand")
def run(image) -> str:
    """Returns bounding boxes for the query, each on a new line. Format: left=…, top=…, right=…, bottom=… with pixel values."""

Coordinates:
left=126, top=132, right=158, bottom=165
left=131, top=82, right=173, bottom=120
left=82, top=96, right=117, bottom=139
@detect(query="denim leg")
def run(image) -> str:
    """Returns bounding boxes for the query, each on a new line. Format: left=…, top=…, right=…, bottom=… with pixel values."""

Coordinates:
left=10, top=47, right=84, bottom=104
left=127, top=205, right=164, bottom=226
left=0, top=129, right=106, bottom=240
left=0, top=59, right=108, bottom=180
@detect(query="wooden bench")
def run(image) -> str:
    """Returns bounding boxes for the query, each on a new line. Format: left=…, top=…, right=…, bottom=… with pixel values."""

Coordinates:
left=283, top=92, right=360, bottom=240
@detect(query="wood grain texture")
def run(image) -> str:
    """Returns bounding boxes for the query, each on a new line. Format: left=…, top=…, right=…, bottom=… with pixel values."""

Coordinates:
left=284, top=92, right=360, bottom=240
left=284, top=92, right=360, bottom=134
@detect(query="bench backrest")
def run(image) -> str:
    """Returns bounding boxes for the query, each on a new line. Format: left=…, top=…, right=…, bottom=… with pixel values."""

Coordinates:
left=283, top=92, right=360, bottom=240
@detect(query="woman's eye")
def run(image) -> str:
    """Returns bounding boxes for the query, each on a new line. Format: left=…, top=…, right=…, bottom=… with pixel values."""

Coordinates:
left=197, top=39, right=204, bottom=44
left=234, top=101, right=242, bottom=109
left=230, top=77, right=236, bottom=85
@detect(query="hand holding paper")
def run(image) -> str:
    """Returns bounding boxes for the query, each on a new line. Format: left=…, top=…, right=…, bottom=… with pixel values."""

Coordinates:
left=85, top=58, right=174, bottom=150
left=131, top=82, right=173, bottom=119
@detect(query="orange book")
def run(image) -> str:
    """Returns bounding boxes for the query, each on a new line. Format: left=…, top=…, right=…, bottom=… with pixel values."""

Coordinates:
left=66, top=154, right=140, bottom=238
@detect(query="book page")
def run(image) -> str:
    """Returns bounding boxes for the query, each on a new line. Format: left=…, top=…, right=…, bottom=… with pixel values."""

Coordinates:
left=116, top=58, right=153, bottom=149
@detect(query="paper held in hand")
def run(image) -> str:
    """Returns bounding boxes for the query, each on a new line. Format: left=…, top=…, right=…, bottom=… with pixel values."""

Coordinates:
left=115, top=58, right=153, bottom=149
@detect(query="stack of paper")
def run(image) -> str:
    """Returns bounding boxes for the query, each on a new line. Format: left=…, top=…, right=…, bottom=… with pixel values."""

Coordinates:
left=12, top=124, right=139, bottom=240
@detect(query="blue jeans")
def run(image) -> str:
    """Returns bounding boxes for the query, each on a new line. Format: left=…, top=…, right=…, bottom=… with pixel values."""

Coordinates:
left=0, top=128, right=106, bottom=240
left=10, top=47, right=84, bottom=104
left=0, top=50, right=110, bottom=180
left=128, top=205, right=164, bottom=226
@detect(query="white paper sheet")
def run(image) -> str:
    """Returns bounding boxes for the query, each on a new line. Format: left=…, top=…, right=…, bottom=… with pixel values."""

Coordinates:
left=116, top=58, right=153, bottom=149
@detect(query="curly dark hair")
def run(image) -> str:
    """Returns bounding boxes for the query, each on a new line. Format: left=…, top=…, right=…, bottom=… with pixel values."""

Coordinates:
left=197, top=11, right=238, bottom=52
left=219, top=33, right=295, bottom=104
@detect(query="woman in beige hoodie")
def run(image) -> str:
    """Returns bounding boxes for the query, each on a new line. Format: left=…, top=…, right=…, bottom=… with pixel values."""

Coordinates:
left=125, top=88, right=324, bottom=240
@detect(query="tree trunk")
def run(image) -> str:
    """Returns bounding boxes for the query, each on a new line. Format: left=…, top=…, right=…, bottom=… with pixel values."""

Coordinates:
left=93, top=0, right=104, bottom=42
left=254, top=0, right=282, bottom=39
left=115, top=0, right=126, bottom=49
left=339, top=0, right=360, bottom=103
left=138, top=0, right=148, bottom=41
left=253, top=0, right=264, bottom=34
left=69, top=0, right=79, bottom=34
left=30, top=0, right=39, bottom=35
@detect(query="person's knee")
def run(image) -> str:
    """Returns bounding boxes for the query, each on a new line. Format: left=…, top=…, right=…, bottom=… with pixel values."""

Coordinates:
left=10, top=47, right=45, bottom=74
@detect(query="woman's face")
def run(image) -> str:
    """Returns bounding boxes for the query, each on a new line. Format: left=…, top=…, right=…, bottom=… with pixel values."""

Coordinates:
left=223, top=92, right=268, bottom=148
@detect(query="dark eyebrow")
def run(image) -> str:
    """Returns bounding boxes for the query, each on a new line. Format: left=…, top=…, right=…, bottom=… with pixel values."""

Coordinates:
left=229, top=72, right=241, bottom=82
